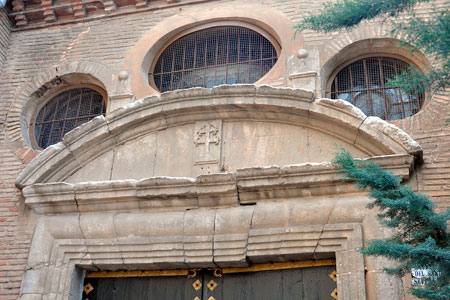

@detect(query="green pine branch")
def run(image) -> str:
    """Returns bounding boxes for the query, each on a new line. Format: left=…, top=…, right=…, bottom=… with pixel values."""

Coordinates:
left=295, top=0, right=449, bottom=94
left=295, top=0, right=430, bottom=32
left=333, top=149, right=450, bottom=299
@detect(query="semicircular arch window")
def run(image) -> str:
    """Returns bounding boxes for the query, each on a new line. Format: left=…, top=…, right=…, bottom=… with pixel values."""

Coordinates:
left=330, top=57, right=424, bottom=120
left=151, top=26, right=279, bottom=92
left=34, top=88, right=106, bottom=149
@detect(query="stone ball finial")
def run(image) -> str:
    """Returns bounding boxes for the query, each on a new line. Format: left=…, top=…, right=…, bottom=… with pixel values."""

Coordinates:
left=118, top=71, right=129, bottom=81
left=297, top=48, right=309, bottom=59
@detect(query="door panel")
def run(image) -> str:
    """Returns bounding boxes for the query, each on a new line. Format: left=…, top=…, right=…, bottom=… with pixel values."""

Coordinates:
left=83, top=275, right=201, bottom=300
left=203, top=266, right=336, bottom=300
left=83, top=264, right=337, bottom=300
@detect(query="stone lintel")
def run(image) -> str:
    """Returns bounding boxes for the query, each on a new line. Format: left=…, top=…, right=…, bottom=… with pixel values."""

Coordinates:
left=22, top=215, right=366, bottom=300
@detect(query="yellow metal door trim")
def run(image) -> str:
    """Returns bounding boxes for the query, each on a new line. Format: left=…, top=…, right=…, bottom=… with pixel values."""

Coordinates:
left=86, top=259, right=336, bottom=278
left=220, top=259, right=336, bottom=274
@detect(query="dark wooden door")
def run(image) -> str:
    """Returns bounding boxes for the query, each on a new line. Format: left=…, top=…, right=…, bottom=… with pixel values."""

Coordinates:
left=203, top=266, right=337, bottom=300
left=83, top=265, right=337, bottom=300
left=83, top=275, right=201, bottom=300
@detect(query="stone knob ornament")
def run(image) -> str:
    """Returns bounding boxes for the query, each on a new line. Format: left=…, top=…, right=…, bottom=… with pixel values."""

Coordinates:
left=297, top=48, right=309, bottom=59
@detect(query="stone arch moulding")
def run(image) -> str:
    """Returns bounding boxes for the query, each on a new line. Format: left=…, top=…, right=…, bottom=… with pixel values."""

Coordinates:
left=16, top=84, right=422, bottom=188
left=6, top=61, right=115, bottom=146
left=122, top=2, right=303, bottom=99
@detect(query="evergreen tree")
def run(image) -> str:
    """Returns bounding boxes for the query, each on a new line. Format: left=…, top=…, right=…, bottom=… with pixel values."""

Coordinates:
left=295, top=0, right=450, bottom=95
left=333, top=150, right=450, bottom=299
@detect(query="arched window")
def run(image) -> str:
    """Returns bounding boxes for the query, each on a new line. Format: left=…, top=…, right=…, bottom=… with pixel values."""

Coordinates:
left=330, top=57, right=424, bottom=120
left=151, top=26, right=279, bottom=92
left=34, top=87, right=106, bottom=149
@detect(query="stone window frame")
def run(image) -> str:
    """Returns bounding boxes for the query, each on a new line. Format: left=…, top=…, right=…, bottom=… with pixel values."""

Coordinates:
left=326, top=53, right=419, bottom=94
left=148, top=21, right=282, bottom=92
left=321, top=38, right=431, bottom=110
left=122, top=3, right=303, bottom=99
left=28, top=83, right=108, bottom=150
left=326, top=53, right=425, bottom=120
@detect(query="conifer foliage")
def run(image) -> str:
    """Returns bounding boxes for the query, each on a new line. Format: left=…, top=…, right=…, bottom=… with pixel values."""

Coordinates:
left=295, top=0, right=450, bottom=95
left=333, top=150, right=450, bottom=299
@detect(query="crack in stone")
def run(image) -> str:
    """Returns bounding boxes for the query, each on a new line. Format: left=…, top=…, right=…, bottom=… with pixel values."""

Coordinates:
left=182, top=209, right=187, bottom=268
left=212, top=208, right=217, bottom=267
left=111, top=212, right=126, bottom=267
left=354, top=116, right=368, bottom=146
left=152, top=133, right=159, bottom=177
left=105, top=117, right=118, bottom=181
left=306, top=102, right=311, bottom=162
left=74, top=189, right=94, bottom=271
left=245, top=205, right=256, bottom=264
left=312, top=199, right=337, bottom=260
left=234, top=173, right=241, bottom=205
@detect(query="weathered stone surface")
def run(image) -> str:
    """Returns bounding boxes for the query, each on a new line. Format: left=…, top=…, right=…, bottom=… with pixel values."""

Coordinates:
left=358, top=116, right=423, bottom=156
left=110, top=133, right=157, bottom=180
left=67, top=150, right=114, bottom=183
left=23, top=182, right=76, bottom=214
left=21, top=213, right=366, bottom=299
left=22, top=154, right=413, bottom=215
left=3, top=1, right=445, bottom=300
left=17, top=85, right=421, bottom=187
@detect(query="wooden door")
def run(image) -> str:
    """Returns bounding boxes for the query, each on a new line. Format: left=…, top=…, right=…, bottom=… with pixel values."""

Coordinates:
left=82, top=275, right=201, bottom=300
left=82, top=262, right=338, bottom=300
left=203, top=265, right=337, bottom=300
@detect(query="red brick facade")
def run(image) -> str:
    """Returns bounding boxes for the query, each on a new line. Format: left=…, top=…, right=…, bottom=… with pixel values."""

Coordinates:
left=0, top=1, right=449, bottom=299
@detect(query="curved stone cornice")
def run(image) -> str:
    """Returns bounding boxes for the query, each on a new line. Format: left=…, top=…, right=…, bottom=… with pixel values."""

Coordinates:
left=23, top=154, right=414, bottom=215
left=16, top=84, right=422, bottom=188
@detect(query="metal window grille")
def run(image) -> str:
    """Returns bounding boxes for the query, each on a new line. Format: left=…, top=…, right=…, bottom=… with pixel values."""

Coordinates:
left=330, top=57, right=424, bottom=120
left=34, top=88, right=106, bottom=149
left=152, top=26, right=278, bottom=92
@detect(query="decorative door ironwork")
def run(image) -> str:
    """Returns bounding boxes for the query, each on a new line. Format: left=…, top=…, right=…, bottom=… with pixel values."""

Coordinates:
left=82, top=260, right=338, bottom=300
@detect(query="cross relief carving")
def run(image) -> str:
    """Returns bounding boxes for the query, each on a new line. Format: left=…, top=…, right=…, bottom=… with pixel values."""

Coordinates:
left=193, top=120, right=222, bottom=166
left=194, top=123, right=220, bottom=160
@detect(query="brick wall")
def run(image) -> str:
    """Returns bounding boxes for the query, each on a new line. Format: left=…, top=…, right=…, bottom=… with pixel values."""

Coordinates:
left=0, top=8, right=11, bottom=71
left=0, top=7, right=30, bottom=300
left=0, top=0, right=448, bottom=298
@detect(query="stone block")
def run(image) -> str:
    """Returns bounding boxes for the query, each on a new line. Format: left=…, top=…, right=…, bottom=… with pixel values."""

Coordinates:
left=19, top=294, right=43, bottom=300
left=79, top=213, right=116, bottom=239
left=357, top=116, right=422, bottom=156
left=153, top=124, right=195, bottom=177
left=213, top=233, right=248, bottom=266
left=62, top=116, right=111, bottom=158
left=66, top=150, right=114, bottom=183
left=20, top=268, right=47, bottom=294
left=23, top=182, right=76, bottom=214
left=43, top=215, right=84, bottom=239
left=213, top=84, right=256, bottom=97
left=16, top=142, right=72, bottom=187
left=111, top=133, right=157, bottom=180
left=75, top=180, right=138, bottom=213
left=114, top=211, right=185, bottom=237
left=251, top=202, right=290, bottom=229
left=184, top=209, right=215, bottom=236
left=214, top=206, right=253, bottom=234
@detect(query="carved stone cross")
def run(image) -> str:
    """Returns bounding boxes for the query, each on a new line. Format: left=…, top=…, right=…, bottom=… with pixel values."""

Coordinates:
left=194, top=123, right=220, bottom=161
